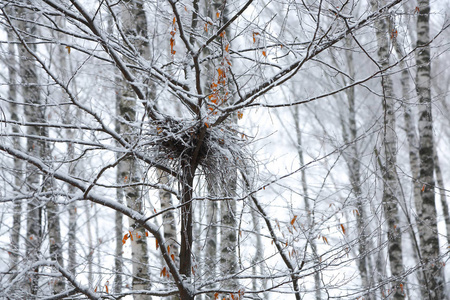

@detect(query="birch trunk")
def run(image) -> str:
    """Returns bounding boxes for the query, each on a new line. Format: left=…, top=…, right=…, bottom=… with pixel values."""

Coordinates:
left=17, top=10, right=43, bottom=295
left=415, top=1, right=446, bottom=297
left=85, top=202, right=94, bottom=287
left=118, top=2, right=151, bottom=297
left=393, top=37, right=427, bottom=299
left=7, top=17, right=22, bottom=282
left=158, top=169, right=179, bottom=299
left=369, top=1, right=404, bottom=297
left=293, top=106, right=321, bottom=300
left=434, top=149, right=450, bottom=246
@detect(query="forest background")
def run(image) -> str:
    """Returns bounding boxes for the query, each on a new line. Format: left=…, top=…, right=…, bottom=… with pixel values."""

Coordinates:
left=0, top=0, right=450, bottom=299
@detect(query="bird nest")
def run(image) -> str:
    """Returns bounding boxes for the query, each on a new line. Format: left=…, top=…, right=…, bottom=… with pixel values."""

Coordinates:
left=143, top=118, right=249, bottom=190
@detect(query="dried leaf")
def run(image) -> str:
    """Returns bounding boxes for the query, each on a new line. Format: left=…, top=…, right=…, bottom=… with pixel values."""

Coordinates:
left=214, top=292, right=219, bottom=300
left=156, top=239, right=159, bottom=250
left=65, top=46, right=71, bottom=54
left=340, top=224, right=346, bottom=235
left=290, top=215, right=297, bottom=225
left=129, top=230, right=134, bottom=241
left=160, top=266, right=166, bottom=277
left=171, top=254, right=175, bottom=261
left=262, top=51, right=266, bottom=57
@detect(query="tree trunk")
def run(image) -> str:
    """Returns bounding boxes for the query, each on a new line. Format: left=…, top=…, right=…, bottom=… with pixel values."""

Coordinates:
left=119, top=1, right=151, bottom=297
left=415, top=1, right=446, bottom=297
left=434, top=148, right=450, bottom=246
left=293, top=106, right=321, bottom=300
left=369, top=2, right=404, bottom=297
left=158, top=169, right=180, bottom=299
left=7, top=13, right=22, bottom=283
left=17, top=9, right=43, bottom=295
left=393, top=37, right=427, bottom=299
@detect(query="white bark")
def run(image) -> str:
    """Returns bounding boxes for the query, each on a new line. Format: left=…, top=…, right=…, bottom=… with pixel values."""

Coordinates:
left=415, top=1, right=446, bottom=297
left=17, top=9, right=43, bottom=295
left=369, top=1, right=404, bottom=297
left=7, top=13, right=22, bottom=283
left=118, top=1, right=151, bottom=297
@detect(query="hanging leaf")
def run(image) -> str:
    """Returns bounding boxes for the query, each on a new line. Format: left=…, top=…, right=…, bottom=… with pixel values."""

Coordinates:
left=214, top=292, right=219, bottom=300
left=290, top=215, right=297, bottom=225
left=262, top=51, right=266, bottom=57
left=156, top=239, right=159, bottom=250
left=237, top=111, right=243, bottom=119
left=160, top=267, right=167, bottom=277
left=65, top=46, right=71, bottom=54
left=252, top=32, right=259, bottom=43
left=171, top=254, right=175, bottom=261
left=340, top=224, right=346, bottom=235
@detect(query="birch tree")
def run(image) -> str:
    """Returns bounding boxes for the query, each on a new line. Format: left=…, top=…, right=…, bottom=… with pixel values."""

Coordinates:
left=415, top=0, right=446, bottom=297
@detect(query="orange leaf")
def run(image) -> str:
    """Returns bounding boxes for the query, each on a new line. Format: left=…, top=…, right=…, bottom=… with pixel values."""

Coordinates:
left=156, top=239, right=159, bottom=250
left=216, top=11, right=220, bottom=18
left=160, top=266, right=167, bottom=277
left=205, top=122, right=209, bottom=128
left=129, top=230, right=134, bottom=241
left=225, top=43, right=230, bottom=52
left=214, top=292, right=219, bottom=300
left=262, top=51, right=266, bottom=57
left=145, top=231, right=149, bottom=237
left=105, top=284, right=109, bottom=294
left=192, top=266, right=195, bottom=275
left=340, top=224, right=346, bottom=235
left=290, top=215, right=297, bottom=225
left=171, top=254, right=175, bottom=261
left=65, top=46, right=71, bottom=54
left=94, top=286, right=97, bottom=292
left=167, top=245, right=171, bottom=253
left=237, top=111, right=243, bottom=120
left=322, top=236, right=329, bottom=245
left=421, top=184, right=425, bottom=192
left=173, top=17, right=176, bottom=25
